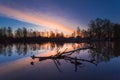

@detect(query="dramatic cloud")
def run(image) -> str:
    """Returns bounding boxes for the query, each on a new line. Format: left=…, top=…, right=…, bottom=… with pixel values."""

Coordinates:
left=0, top=5, right=74, bottom=33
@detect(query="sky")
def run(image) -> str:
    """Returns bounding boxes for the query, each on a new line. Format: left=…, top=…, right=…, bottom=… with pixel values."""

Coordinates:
left=0, top=0, right=120, bottom=34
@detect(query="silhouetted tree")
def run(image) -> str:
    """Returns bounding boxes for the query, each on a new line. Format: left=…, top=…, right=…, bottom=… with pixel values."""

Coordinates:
left=23, top=27, right=27, bottom=38
left=15, top=28, right=23, bottom=38
left=50, top=31, right=55, bottom=38
left=71, top=31, right=76, bottom=38
left=3, top=27, right=7, bottom=38
left=76, top=26, right=81, bottom=37
left=87, top=18, right=115, bottom=40
left=81, top=29, right=88, bottom=38
left=7, top=27, right=13, bottom=38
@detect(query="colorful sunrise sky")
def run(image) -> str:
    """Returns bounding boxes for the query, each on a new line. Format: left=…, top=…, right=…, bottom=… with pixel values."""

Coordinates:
left=0, top=0, right=120, bottom=34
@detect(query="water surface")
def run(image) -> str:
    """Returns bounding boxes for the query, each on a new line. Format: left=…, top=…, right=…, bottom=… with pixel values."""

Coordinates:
left=0, top=42, right=120, bottom=80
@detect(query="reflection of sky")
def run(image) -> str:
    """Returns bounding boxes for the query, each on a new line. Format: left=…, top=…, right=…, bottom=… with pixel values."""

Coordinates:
left=0, top=44, right=120, bottom=80
left=0, top=43, right=73, bottom=64
left=0, top=0, right=120, bottom=33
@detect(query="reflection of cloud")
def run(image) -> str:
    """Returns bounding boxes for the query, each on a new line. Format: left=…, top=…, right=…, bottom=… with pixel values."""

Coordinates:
left=0, top=5, right=73, bottom=33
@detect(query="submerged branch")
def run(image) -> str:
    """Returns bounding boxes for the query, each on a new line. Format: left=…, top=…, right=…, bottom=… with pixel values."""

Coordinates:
left=31, top=46, right=97, bottom=72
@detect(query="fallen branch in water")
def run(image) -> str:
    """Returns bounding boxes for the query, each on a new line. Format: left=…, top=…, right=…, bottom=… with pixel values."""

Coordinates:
left=56, top=47, right=93, bottom=56
left=31, top=47, right=96, bottom=72
left=31, top=47, right=92, bottom=60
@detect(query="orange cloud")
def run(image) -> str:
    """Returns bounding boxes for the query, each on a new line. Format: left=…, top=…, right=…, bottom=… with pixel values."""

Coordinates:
left=0, top=5, right=74, bottom=33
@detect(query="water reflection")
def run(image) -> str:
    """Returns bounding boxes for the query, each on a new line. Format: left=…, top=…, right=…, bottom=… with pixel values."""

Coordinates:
left=30, top=48, right=96, bottom=72
left=89, top=41, right=120, bottom=63
left=0, top=42, right=120, bottom=80
left=30, top=41, right=120, bottom=72
left=0, top=42, right=72, bottom=56
left=0, top=42, right=120, bottom=72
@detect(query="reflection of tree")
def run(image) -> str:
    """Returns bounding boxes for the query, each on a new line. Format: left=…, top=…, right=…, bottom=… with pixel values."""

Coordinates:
left=30, top=41, right=120, bottom=72
left=0, top=43, right=65, bottom=56
left=30, top=47, right=97, bottom=72
left=0, top=44, right=13, bottom=56
left=7, top=44, right=13, bottom=56
left=88, top=41, right=120, bottom=63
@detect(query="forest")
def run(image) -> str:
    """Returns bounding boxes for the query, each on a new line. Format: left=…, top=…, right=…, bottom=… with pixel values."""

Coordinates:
left=0, top=18, right=120, bottom=43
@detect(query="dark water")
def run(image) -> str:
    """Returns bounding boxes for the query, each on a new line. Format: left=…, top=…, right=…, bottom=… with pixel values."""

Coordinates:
left=0, top=42, right=120, bottom=80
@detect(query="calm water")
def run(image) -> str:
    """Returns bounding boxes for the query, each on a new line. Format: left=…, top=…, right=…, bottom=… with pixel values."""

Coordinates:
left=0, top=42, right=120, bottom=80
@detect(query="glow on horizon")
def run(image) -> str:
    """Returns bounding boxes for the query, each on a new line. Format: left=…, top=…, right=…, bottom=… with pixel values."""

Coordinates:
left=0, top=5, right=74, bottom=34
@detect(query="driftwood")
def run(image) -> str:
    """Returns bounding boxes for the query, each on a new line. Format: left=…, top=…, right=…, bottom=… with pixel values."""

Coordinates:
left=31, top=47, right=97, bottom=72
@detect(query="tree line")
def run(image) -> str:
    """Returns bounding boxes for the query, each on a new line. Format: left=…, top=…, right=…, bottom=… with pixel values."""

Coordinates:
left=0, top=27, right=70, bottom=38
left=0, top=26, right=81, bottom=43
left=0, top=18, right=120, bottom=43
left=82, top=18, right=120, bottom=40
